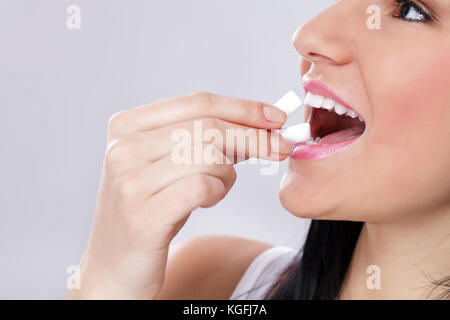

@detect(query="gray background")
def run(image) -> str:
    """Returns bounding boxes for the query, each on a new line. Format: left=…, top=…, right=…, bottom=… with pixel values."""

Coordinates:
left=0, top=0, right=328, bottom=299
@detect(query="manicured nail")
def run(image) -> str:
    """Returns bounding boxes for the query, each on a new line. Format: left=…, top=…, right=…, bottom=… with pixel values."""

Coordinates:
left=263, top=105, right=287, bottom=124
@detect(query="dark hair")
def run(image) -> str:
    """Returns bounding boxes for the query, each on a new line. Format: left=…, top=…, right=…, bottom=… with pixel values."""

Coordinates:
left=265, top=220, right=450, bottom=300
left=265, top=220, right=363, bottom=300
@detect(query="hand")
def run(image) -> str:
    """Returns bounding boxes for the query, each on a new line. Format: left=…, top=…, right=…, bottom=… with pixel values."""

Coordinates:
left=66, top=92, right=291, bottom=299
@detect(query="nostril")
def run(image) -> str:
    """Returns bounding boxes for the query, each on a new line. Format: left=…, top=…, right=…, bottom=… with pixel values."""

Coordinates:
left=308, top=52, right=341, bottom=65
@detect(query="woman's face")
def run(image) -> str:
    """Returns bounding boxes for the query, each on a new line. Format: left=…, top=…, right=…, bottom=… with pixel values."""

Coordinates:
left=279, top=0, right=450, bottom=223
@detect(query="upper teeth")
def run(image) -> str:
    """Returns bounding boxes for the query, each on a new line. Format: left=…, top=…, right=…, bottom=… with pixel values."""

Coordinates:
left=305, top=92, right=363, bottom=121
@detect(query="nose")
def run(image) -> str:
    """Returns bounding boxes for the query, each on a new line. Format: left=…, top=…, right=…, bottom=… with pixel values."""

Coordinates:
left=294, top=2, right=353, bottom=69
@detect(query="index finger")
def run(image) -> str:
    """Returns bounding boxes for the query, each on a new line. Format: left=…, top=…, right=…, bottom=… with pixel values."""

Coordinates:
left=109, top=92, right=287, bottom=139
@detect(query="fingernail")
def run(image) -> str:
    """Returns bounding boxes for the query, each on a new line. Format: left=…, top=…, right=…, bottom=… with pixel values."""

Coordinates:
left=263, top=105, right=287, bottom=124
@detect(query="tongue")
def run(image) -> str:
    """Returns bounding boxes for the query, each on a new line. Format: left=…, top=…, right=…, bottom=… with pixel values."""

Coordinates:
left=319, top=124, right=365, bottom=145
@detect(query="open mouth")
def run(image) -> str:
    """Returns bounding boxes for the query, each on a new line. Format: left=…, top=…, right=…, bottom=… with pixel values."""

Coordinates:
left=303, top=92, right=366, bottom=145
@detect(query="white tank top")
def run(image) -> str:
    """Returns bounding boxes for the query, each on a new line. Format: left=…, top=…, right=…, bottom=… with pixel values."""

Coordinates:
left=229, top=246, right=300, bottom=300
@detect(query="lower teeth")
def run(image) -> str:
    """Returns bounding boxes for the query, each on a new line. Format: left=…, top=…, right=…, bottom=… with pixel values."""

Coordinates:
left=305, top=137, right=321, bottom=145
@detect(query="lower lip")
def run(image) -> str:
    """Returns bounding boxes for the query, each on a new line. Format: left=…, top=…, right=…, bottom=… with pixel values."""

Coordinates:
left=290, top=139, right=357, bottom=161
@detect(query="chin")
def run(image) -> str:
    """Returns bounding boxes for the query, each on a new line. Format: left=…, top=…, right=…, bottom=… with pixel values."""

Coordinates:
left=278, top=168, right=371, bottom=222
left=278, top=172, right=336, bottom=220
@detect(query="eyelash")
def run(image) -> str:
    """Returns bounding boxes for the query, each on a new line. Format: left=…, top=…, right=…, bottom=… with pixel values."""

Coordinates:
left=391, top=0, right=432, bottom=23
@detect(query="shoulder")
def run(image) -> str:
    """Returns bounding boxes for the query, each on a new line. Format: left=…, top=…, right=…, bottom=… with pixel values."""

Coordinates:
left=155, top=235, right=274, bottom=300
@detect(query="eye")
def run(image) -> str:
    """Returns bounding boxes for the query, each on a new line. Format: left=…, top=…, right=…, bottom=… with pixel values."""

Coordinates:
left=392, top=0, right=431, bottom=23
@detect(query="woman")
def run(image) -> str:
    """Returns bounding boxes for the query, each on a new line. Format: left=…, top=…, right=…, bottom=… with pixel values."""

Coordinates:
left=67, top=0, right=450, bottom=300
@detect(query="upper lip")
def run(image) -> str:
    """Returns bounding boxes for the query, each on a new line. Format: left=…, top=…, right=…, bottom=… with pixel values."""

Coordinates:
left=303, top=80, right=362, bottom=119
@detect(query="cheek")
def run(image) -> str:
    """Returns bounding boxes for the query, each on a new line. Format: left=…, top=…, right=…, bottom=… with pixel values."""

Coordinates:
left=365, top=39, right=450, bottom=213
left=369, top=40, right=450, bottom=148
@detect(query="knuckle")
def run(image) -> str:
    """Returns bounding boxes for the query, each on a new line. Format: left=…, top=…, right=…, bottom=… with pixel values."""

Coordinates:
left=108, top=110, right=130, bottom=135
left=191, top=174, right=212, bottom=199
left=187, top=91, right=214, bottom=114
left=243, top=99, right=259, bottom=118
left=115, top=175, right=140, bottom=199
left=105, top=139, right=127, bottom=170
left=202, top=117, right=220, bottom=130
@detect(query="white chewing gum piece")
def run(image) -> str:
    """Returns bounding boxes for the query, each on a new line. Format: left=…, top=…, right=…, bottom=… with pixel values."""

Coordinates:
left=274, top=90, right=303, bottom=118
left=272, top=90, right=311, bottom=144
left=279, top=123, right=311, bottom=144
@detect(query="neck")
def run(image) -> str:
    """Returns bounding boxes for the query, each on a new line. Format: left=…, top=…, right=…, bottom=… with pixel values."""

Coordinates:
left=340, top=207, right=450, bottom=300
